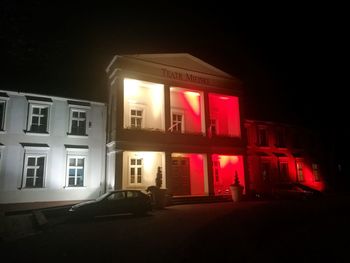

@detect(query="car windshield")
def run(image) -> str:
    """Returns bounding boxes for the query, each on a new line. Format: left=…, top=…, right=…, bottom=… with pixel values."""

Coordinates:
left=95, top=192, right=112, bottom=202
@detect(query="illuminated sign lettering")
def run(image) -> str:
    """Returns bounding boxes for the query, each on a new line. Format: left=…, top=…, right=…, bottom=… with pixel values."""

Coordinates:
left=161, top=68, right=210, bottom=85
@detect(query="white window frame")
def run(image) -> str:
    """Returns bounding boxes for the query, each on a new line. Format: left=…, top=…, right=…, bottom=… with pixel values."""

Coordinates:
left=0, top=99, right=8, bottom=132
left=66, top=155, right=87, bottom=187
left=171, top=110, right=185, bottom=133
left=26, top=103, right=51, bottom=134
left=128, top=104, right=146, bottom=129
left=69, top=108, right=88, bottom=136
left=128, top=157, right=143, bottom=185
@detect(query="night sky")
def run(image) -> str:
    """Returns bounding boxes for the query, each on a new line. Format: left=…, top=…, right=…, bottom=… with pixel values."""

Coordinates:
left=1, top=2, right=347, bottom=136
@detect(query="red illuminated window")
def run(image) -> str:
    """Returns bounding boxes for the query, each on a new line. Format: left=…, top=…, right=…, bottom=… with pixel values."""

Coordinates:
left=261, top=162, right=271, bottom=182
left=276, top=128, right=286, bottom=148
left=296, top=162, right=304, bottom=182
left=213, top=160, right=220, bottom=182
left=130, top=109, right=143, bottom=129
left=312, top=163, right=320, bottom=181
left=210, top=119, right=217, bottom=136
left=258, top=128, right=268, bottom=146
left=130, top=158, right=142, bottom=184
left=279, top=162, right=289, bottom=181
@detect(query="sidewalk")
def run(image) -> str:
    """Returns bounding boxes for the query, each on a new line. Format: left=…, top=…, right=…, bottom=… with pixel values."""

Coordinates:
left=0, top=200, right=80, bottom=215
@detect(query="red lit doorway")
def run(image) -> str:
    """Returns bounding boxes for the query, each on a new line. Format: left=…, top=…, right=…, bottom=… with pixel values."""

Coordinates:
left=171, top=157, right=191, bottom=196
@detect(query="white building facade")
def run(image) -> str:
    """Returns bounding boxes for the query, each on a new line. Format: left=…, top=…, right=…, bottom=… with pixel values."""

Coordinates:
left=0, top=90, right=106, bottom=203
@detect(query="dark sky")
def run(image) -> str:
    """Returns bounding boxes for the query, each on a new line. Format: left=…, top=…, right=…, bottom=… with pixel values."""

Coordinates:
left=1, top=1, right=347, bottom=134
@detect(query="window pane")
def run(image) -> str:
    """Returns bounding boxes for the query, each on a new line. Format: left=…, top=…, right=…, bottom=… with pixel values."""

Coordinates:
left=28, top=157, right=36, bottom=166
left=73, top=111, right=79, bottom=118
left=32, top=116, right=39, bottom=125
left=33, top=107, right=39, bottom=114
left=137, top=175, right=141, bottom=183
left=130, top=175, right=135, bottom=183
left=137, top=159, right=142, bottom=165
left=69, top=168, right=76, bottom=176
left=130, top=167, right=135, bottom=175
left=76, top=177, right=83, bottom=186
left=37, top=157, right=45, bottom=166
left=77, top=168, right=84, bottom=177
left=131, top=159, right=135, bottom=165
left=137, top=168, right=142, bottom=176
left=26, top=178, right=34, bottom=187
left=131, top=110, right=135, bottom=115
left=80, top=112, right=86, bottom=118
left=68, top=178, right=75, bottom=186
left=27, top=168, right=35, bottom=177
left=69, top=158, right=76, bottom=166
left=77, top=158, right=84, bottom=167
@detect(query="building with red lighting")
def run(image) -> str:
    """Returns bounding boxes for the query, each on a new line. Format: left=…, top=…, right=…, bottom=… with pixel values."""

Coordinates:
left=244, top=119, right=326, bottom=195
left=105, top=54, right=246, bottom=198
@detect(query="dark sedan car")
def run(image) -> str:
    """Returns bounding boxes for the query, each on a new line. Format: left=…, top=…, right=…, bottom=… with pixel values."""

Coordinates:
left=69, top=190, right=152, bottom=218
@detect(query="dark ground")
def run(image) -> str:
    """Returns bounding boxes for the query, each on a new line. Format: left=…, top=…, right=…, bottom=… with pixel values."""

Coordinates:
left=2, top=195, right=350, bottom=262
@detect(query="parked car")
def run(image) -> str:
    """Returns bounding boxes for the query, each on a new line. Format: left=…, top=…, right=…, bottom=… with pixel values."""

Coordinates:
left=69, top=190, right=152, bottom=218
left=271, top=183, right=321, bottom=200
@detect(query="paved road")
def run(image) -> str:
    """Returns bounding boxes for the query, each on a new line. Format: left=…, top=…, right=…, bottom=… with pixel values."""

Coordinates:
left=2, top=196, right=350, bottom=262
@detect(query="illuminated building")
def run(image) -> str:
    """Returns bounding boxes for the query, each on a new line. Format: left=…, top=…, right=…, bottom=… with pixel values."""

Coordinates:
left=245, top=119, right=326, bottom=194
left=106, top=54, right=246, bottom=197
left=0, top=90, right=106, bottom=203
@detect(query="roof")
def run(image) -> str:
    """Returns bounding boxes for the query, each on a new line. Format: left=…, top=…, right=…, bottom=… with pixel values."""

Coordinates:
left=107, top=53, right=239, bottom=81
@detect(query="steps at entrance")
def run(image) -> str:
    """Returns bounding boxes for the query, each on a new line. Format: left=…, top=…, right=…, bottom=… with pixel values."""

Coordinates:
left=169, top=195, right=232, bottom=205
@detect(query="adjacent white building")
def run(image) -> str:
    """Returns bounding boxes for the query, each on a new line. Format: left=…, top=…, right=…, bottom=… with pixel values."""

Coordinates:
left=0, top=90, right=106, bottom=203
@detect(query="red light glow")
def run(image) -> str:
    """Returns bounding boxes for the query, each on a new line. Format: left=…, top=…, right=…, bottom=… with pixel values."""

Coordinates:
left=212, top=154, right=245, bottom=195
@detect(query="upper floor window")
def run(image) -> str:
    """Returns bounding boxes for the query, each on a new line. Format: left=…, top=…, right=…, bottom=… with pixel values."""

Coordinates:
left=210, top=119, right=217, bottom=136
left=171, top=111, right=184, bottom=133
left=25, top=96, right=52, bottom=134
left=0, top=100, right=6, bottom=131
left=258, top=128, right=268, bottom=147
left=130, top=108, right=143, bottom=129
left=70, top=109, right=87, bottom=135
left=312, top=163, right=320, bottom=182
left=276, top=128, right=286, bottom=148
left=28, top=105, right=49, bottom=133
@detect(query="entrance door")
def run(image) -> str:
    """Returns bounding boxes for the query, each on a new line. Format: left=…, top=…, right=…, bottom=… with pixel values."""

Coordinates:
left=260, top=160, right=272, bottom=194
left=171, top=157, right=191, bottom=196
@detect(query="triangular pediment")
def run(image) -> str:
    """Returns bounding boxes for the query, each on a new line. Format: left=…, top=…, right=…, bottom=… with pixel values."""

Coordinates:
left=122, top=53, right=232, bottom=78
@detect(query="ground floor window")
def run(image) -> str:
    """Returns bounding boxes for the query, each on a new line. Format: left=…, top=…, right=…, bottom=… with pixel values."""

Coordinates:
left=23, top=155, right=46, bottom=188
left=312, top=163, right=320, bottom=181
left=67, top=156, right=85, bottom=187
left=297, top=162, right=304, bottom=182
left=129, top=158, right=143, bottom=185
left=279, top=162, right=289, bottom=181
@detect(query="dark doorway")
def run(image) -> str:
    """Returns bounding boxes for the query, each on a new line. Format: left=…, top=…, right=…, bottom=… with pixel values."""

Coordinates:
left=171, top=157, right=191, bottom=196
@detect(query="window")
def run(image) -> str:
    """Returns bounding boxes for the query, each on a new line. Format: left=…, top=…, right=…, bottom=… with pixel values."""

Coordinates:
left=279, top=162, right=289, bottom=181
left=261, top=162, right=271, bottom=182
left=0, top=100, right=6, bottom=131
left=69, top=109, right=87, bottom=135
left=23, top=155, right=46, bottom=188
left=130, top=108, right=143, bottom=129
left=171, top=113, right=183, bottom=132
left=210, top=119, right=217, bottom=136
left=297, top=162, right=304, bottom=182
left=67, top=156, right=85, bottom=187
left=213, top=160, right=220, bottom=183
left=276, top=128, right=286, bottom=148
left=129, top=158, right=143, bottom=185
left=312, top=163, right=320, bottom=181
left=28, top=105, right=49, bottom=133
left=258, top=128, right=268, bottom=146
